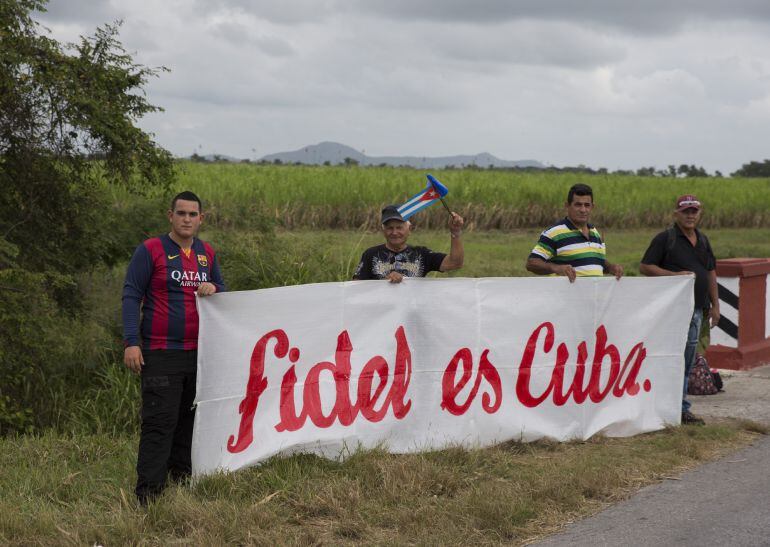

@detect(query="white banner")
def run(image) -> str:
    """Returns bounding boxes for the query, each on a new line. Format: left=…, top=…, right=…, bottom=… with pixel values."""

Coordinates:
left=193, top=276, right=694, bottom=476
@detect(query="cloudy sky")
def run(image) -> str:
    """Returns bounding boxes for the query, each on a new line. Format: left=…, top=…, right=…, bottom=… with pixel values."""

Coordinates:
left=37, top=0, right=770, bottom=173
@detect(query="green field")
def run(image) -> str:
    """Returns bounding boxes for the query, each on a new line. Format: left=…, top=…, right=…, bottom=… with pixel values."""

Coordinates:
left=223, top=227, right=770, bottom=285
left=171, top=162, right=770, bottom=230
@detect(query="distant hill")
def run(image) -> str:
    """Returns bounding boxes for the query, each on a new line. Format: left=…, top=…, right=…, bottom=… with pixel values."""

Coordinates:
left=258, top=142, right=543, bottom=169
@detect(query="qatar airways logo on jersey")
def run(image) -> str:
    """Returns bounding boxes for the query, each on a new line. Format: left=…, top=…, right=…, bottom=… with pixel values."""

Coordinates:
left=171, top=269, right=208, bottom=287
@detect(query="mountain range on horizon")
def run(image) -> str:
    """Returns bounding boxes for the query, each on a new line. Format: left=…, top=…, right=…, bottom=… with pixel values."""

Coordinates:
left=193, top=142, right=544, bottom=169
left=261, top=142, right=544, bottom=169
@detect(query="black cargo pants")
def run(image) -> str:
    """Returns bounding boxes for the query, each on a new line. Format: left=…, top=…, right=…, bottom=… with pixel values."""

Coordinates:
left=135, top=349, right=197, bottom=503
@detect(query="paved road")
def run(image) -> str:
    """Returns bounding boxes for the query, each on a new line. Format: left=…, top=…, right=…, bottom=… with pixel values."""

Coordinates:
left=534, top=436, right=770, bottom=546
left=534, top=364, right=770, bottom=547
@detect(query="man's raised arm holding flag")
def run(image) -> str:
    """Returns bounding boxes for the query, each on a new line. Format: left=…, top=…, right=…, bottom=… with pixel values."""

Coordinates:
left=353, top=174, right=464, bottom=283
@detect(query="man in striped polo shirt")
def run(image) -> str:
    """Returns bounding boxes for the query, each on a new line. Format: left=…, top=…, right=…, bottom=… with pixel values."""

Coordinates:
left=122, top=191, right=226, bottom=505
left=526, top=183, right=623, bottom=281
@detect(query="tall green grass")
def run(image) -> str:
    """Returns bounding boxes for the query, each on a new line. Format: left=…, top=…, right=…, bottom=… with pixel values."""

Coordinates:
left=173, top=162, right=770, bottom=230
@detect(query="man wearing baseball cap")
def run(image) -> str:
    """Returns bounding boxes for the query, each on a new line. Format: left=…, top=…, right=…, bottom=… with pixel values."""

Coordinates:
left=639, top=194, right=719, bottom=425
left=353, top=205, right=464, bottom=282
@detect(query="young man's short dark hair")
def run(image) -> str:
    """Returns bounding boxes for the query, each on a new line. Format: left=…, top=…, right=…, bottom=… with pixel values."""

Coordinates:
left=567, top=183, right=593, bottom=204
left=171, top=191, right=202, bottom=211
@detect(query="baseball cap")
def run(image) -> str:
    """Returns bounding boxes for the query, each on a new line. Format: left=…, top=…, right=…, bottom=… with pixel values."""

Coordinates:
left=675, top=194, right=701, bottom=212
left=381, top=204, right=405, bottom=224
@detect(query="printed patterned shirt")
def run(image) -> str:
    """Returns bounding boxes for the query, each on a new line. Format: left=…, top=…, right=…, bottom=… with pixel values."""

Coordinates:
left=353, top=244, right=446, bottom=280
left=528, top=217, right=606, bottom=277
left=122, top=234, right=226, bottom=350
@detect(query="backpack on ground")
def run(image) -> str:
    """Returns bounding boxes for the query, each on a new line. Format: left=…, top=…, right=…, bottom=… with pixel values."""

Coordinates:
left=710, top=368, right=724, bottom=391
left=688, top=353, right=719, bottom=395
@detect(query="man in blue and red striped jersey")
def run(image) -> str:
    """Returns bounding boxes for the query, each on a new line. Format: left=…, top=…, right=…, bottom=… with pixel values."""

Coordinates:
left=525, top=183, right=623, bottom=282
left=122, top=191, right=225, bottom=505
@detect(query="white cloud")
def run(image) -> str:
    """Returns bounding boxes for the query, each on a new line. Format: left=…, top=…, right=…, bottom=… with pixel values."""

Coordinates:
left=425, top=21, right=626, bottom=69
left=209, top=21, right=295, bottom=56
left=193, top=0, right=344, bottom=24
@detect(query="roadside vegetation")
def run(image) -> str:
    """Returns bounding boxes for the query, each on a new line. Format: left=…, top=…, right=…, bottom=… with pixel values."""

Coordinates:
left=0, top=423, right=762, bottom=545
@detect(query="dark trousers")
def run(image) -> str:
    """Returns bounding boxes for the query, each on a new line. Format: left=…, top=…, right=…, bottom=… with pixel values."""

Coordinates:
left=135, top=349, right=197, bottom=502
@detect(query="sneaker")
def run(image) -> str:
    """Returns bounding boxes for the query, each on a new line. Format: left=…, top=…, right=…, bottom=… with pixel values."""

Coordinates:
left=136, top=491, right=155, bottom=507
left=136, top=485, right=163, bottom=507
left=681, top=410, right=705, bottom=425
left=168, top=469, right=191, bottom=485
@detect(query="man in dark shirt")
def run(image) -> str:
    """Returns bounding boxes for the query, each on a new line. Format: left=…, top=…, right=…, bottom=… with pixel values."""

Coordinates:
left=123, top=191, right=226, bottom=504
left=640, top=194, right=719, bottom=426
left=353, top=205, right=464, bottom=282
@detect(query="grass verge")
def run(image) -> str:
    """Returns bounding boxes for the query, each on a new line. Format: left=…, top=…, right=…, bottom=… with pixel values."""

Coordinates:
left=0, top=422, right=762, bottom=545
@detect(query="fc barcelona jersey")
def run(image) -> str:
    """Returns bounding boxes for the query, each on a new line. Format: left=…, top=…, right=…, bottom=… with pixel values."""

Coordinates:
left=122, top=234, right=226, bottom=350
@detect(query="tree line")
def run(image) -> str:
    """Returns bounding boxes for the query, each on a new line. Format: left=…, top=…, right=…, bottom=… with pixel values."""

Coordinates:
left=188, top=154, right=770, bottom=178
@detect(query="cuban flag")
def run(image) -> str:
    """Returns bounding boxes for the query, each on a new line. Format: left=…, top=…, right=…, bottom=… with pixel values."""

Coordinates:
left=397, top=174, right=449, bottom=220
